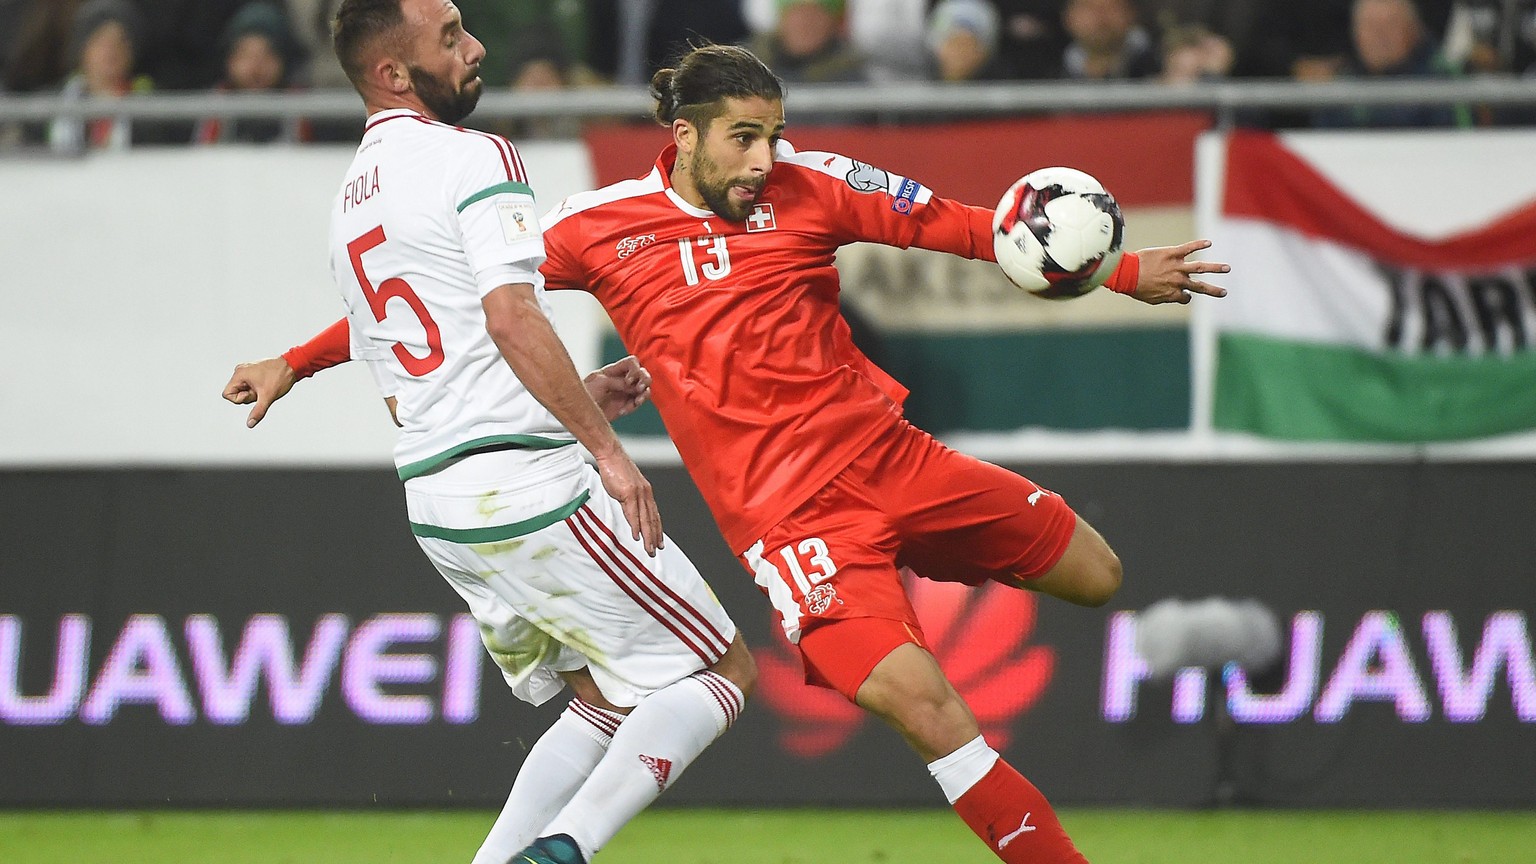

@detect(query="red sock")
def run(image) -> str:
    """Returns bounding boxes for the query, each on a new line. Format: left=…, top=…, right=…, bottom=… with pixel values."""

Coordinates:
left=952, top=760, right=1088, bottom=864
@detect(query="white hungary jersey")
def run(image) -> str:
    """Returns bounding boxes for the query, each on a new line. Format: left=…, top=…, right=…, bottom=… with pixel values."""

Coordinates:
left=329, top=108, right=573, bottom=478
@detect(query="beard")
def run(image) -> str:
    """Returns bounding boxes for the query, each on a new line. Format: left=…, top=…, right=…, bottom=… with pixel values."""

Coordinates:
left=410, top=64, right=482, bottom=125
left=690, top=147, right=762, bottom=222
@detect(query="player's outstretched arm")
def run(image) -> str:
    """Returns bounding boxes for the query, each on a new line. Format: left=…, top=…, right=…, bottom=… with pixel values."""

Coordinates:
left=483, top=285, right=664, bottom=555
left=1129, top=239, right=1231, bottom=305
left=584, top=355, right=653, bottom=422
left=222, top=357, right=297, bottom=428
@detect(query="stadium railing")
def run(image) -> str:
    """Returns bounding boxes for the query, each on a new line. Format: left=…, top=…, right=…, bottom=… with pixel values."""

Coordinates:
left=2, top=77, right=1535, bottom=127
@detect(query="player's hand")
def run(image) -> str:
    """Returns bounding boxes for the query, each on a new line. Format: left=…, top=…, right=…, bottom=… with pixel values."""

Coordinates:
left=222, top=357, right=297, bottom=428
left=584, top=355, right=652, bottom=422
left=1131, top=240, right=1230, bottom=305
left=593, top=450, right=664, bottom=555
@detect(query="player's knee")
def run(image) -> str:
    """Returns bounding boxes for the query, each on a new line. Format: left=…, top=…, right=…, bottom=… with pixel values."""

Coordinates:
left=710, top=635, right=758, bottom=700
left=1080, top=551, right=1122, bottom=607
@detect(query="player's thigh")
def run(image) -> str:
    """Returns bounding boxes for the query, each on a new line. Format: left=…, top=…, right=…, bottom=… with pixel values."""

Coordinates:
left=424, top=501, right=736, bottom=707
left=742, top=478, right=920, bottom=699
left=878, top=426, right=1077, bottom=582
left=555, top=485, right=739, bottom=704
left=416, top=535, right=587, bottom=707
left=741, top=477, right=911, bottom=643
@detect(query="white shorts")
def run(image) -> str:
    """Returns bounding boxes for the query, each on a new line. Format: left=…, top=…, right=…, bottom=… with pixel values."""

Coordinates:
left=404, top=446, right=736, bottom=708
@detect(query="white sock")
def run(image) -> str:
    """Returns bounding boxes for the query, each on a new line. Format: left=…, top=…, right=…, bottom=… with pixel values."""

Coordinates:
left=471, top=698, right=625, bottom=864
left=926, top=735, right=1000, bottom=804
left=542, top=671, right=743, bottom=860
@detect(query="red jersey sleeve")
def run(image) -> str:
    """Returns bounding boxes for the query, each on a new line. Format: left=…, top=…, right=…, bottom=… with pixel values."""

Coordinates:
left=538, top=200, right=586, bottom=291
left=283, top=317, right=351, bottom=379
left=784, top=149, right=995, bottom=261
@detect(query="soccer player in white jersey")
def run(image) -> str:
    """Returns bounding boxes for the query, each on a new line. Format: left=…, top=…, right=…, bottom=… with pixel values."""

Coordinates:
left=222, top=3, right=753, bottom=864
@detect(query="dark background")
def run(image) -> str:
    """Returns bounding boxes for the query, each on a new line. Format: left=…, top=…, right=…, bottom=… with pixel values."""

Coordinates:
left=2, top=462, right=1532, bottom=807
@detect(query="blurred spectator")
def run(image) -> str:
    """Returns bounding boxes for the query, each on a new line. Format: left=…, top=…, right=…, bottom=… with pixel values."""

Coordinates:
left=926, top=0, right=1014, bottom=81
left=194, top=2, right=311, bottom=144
left=588, top=0, right=751, bottom=84
left=137, top=0, right=247, bottom=90
left=49, top=0, right=156, bottom=153
left=1158, top=22, right=1234, bottom=83
left=846, top=0, right=932, bottom=82
left=746, top=0, right=868, bottom=83
left=994, top=0, right=1070, bottom=79
left=286, top=0, right=347, bottom=88
left=3, top=0, right=82, bottom=93
left=457, top=0, right=594, bottom=88
left=1312, top=0, right=1473, bottom=127
left=1443, top=0, right=1536, bottom=74
left=1134, top=0, right=1263, bottom=75
left=1060, top=0, right=1159, bottom=78
left=492, top=28, right=589, bottom=140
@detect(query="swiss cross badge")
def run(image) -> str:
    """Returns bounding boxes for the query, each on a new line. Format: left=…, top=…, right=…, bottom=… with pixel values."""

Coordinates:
left=745, top=203, right=777, bottom=232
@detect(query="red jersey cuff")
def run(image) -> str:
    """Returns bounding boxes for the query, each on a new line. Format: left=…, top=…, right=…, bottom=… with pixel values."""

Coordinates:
left=282, top=318, right=351, bottom=380
left=1105, top=250, right=1140, bottom=295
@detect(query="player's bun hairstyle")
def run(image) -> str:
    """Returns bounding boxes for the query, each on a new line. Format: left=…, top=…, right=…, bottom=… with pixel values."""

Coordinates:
left=332, top=0, right=407, bottom=88
left=650, top=43, right=784, bottom=129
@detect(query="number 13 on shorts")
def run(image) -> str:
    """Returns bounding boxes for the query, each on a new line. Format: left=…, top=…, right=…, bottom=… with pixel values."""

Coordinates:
left=779, top=537, right=837, bottom=593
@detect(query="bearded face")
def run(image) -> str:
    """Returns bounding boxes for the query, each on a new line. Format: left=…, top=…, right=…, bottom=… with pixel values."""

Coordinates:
left=410, top=62, right=482, bottom=125
left=688, top=132, right=768, bottom=222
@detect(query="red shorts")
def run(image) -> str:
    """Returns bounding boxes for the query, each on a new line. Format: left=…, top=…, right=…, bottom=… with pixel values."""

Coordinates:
left=739, top=419, right=1077, bottom=700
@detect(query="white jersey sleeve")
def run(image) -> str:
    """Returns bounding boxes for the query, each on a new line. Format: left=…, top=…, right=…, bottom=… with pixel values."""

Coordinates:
left=451, top=149, right=545, bottom=297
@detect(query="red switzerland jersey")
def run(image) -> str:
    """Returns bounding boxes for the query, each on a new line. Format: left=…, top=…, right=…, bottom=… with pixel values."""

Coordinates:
left=541, top=142, right=995, bottom=553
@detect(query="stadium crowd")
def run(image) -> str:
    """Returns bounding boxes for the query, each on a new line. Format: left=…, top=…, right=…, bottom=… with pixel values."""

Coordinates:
left=1, top=0, right=1533, bottom=151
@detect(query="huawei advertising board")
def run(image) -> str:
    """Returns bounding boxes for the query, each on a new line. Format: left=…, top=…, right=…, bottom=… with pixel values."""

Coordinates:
left=2, top=464, right=1532, bottom=806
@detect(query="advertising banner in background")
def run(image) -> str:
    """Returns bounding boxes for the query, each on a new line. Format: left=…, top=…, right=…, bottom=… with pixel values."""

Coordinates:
left=4, top=465, right=1532, bottom=808
left=1207, top=130, right=1536, bottom=442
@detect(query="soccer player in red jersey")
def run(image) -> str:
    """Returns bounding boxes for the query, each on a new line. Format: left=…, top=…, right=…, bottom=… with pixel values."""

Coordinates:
left=229, top=43, right=1227, bottom=863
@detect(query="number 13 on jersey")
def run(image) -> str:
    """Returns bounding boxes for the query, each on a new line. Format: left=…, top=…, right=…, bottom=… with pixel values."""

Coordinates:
left=678, top=235, right=731, bottom=287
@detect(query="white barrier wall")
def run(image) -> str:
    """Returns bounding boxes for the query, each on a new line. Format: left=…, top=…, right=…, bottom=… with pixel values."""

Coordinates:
left=0, top=142, right=601, bottom=467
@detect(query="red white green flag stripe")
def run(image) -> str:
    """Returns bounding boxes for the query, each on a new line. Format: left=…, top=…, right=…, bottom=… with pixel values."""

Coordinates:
left=1208, top=131, right=1536, bottom=442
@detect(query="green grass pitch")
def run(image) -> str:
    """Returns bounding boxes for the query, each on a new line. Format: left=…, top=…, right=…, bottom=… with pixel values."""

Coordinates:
left=3, top=808, right=1533, bottom=863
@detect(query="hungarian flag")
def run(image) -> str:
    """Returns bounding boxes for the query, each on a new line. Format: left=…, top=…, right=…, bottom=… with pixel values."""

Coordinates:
left=1209, top=131, right=1536, bottom=442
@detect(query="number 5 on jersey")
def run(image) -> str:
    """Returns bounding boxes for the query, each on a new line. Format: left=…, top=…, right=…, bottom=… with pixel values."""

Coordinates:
left=347, top=225, right=446, bottom=376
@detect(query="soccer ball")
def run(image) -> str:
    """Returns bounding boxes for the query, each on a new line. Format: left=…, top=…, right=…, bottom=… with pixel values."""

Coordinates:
left=992, top=167, right=1125, bottom=300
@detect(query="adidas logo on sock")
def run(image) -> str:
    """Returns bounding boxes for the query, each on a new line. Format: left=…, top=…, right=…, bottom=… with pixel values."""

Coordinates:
left=638, top=754, right=673, bottom=790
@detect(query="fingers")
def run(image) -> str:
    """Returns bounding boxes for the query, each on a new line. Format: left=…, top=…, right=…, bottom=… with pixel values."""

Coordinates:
left=621, top=490, right=664, bottom=556
left=1187, top=280, right=1227, bottom=298
left=641, top=493, right=663, bottom=555
left=223, top=373, right=253, bottom=403
left=1186, top=260, right=1230, bottom=275
left=246, top=393, right=275, bottom=428
left=1175, top=238, right=1213, bottom=257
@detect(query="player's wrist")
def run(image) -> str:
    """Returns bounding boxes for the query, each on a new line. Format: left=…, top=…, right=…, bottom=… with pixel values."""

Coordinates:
left=1105, top=251, right=1140, bottom=295
left=277, top=349, right=311, bottom=381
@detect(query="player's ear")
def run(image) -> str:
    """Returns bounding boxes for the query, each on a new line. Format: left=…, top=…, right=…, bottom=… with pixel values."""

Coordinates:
left=672, top=117, right=695, bottom=155
left=375, top=55, right=411, bottom=96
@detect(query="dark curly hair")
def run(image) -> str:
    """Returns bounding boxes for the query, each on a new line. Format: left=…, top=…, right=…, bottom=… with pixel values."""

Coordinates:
left=650, top=43, right=784, bottom=130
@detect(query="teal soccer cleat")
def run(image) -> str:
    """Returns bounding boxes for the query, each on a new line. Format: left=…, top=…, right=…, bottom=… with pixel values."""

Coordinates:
left=515, top=834, right=586, bottom=864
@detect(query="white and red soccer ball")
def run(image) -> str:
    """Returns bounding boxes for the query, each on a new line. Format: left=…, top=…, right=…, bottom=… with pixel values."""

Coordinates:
left=992, top=167, right=1125, bottom=300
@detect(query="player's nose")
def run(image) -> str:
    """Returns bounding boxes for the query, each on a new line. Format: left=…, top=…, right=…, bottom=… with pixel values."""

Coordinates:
left=464, top=32, right=486, bottom=67
left=747, top=141, right=774, bottom=175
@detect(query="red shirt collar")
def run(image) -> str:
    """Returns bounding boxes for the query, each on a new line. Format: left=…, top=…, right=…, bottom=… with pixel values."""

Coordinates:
left=652, top=144, right=679, bottom=188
